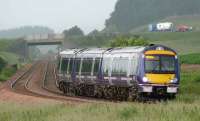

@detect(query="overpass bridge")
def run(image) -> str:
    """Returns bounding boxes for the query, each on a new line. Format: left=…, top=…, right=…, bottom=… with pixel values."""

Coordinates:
left=25, top=34, right=64, bottom=46
left=24, top=34, right=64, bottom=59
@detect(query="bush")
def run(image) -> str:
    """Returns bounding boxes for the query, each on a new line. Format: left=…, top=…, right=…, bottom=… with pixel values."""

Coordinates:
left=0, top=57, right=7, bottom=72
left=0, top=67, right=16, bottom=82
left=0, top=74, right=8, bottom=82
left=2, top=67, right=16, bottom=77
left=109, top=35, right=149, bottom=47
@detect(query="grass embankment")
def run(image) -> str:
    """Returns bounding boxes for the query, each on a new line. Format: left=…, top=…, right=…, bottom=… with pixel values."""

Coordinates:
left=180, top=53, right=200, bottom=64
left=0, top=39, right=20, bottom=81
left=0, top=52, right=19, bottom=82
left=0, top=52, right=19, bottom=65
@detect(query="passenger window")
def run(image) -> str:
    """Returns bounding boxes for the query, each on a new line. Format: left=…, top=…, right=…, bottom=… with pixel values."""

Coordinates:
left=129, top=57, right=138, bottom=76
left=93, top=58, right=100, bottom=76
left=81, top=58, right=93, bottom=75
left=68, top=58, right=74, bottom=74
left=75, top=58, right=81, bottom=73
left=103, top=57, right=111, bottom=77
left=111, top=57, right=129, bottom=77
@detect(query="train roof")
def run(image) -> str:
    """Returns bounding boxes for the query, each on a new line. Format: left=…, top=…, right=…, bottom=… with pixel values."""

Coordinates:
left=59, top=49, right=83, bottom=58
left=59, top=45, right=177, bottom=58
left=105, top=46, right=145, bottom=54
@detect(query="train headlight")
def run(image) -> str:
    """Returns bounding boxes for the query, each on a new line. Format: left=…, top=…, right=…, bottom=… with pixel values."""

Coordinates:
left=142, top=77, right=149, bottom=83
left=170, top=78, right=178, bottom=83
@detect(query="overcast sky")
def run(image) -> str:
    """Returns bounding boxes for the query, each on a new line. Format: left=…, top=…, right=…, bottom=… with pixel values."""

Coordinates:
left=0, top=0, right=117, bottom=33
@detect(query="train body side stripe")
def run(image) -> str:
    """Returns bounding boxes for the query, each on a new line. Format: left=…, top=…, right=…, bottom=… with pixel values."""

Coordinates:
left=145, top=50, right=176, bottom=55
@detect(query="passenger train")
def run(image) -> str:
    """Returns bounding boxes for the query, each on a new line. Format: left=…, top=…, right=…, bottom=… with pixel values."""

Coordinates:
left=57, top=45, right=180, bottom=100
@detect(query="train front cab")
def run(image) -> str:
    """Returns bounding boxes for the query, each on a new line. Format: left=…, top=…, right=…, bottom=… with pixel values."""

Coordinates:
left=138, top=46, right=180, bottom=98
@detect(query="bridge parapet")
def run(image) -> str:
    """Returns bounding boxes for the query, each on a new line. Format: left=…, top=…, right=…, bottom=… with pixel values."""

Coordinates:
left=25, top=34, right=64, bottom=45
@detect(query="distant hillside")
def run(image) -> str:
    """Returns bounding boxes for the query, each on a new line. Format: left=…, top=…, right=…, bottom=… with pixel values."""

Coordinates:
left=130, top=15, right=200, bottom=33
left=105, top=0, right=200, bottom=33
left=0, top=26, right=54, bottom=39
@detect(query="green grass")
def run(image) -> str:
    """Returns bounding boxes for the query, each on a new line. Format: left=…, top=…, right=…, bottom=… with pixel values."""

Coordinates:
left=0, top=52, right=19, bottom=81
left=0, top=39, right=12, bottom=51
left=177, top=68, right=200, bottom=103
left=0, top=51, right=19, bottom=65
left=0, top=67, right=200, bottom=121
left=134, top=32, right=200, bottom=54
left=0, top=67, right=17, bottom=82
left=0, top=100, right=200, bottom=121
left=180, top=53, right=200, bottom=64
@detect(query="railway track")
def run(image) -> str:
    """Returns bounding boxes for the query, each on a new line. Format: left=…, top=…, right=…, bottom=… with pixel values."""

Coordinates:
left=11, top=60, right=106, bottom=103
left=11, top=62, right=39, bottom=96
left=42, top=61, right=111, bottom=103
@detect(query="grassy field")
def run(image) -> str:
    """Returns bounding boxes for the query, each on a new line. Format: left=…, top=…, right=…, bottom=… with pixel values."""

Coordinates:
left=134, top=32, right=200, bottom=54
left=0, top=51, right=19, bottom=65
left=180, top=53, right=200, bottom=64
left=0, top=52, right=19, bottom=81
left=0, top=65, right=200, bottom=121
left=0, top=100, right=200, bottom=121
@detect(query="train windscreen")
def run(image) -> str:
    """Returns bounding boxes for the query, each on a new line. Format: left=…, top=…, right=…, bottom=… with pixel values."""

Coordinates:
left=145, top=55, right=175, bottom=74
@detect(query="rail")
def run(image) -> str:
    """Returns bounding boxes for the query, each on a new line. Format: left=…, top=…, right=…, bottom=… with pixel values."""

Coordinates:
left=11, top=63, right=36, bottom=89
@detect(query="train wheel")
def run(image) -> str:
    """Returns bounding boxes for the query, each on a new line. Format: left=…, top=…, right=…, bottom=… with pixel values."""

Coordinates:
left=128, top=81, right=139, bottom=101
left=87, top=85, right=95, bottom=97
left=63, top=84, right=68, bottom=94
left=120, top=88, right=129, bottom=101
left=106, top=86, right=114, bottom=99
left=78, top=84, right=85, bottom=96
left=59, top=82, right=64, bottom=92
left=95, top=86, right=104, bottom=98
